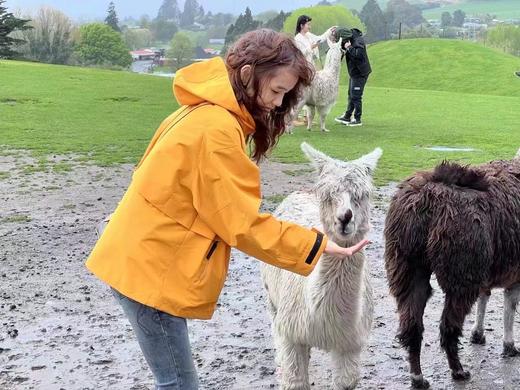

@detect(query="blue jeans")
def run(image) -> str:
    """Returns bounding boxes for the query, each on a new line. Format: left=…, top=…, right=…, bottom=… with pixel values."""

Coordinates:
left=111, top=288, right=199, bottom=389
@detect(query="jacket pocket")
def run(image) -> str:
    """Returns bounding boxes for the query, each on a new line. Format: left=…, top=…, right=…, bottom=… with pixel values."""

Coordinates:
left=206, top=240, right=219, bottom=260
left=194, top=240, right=230, bottom=304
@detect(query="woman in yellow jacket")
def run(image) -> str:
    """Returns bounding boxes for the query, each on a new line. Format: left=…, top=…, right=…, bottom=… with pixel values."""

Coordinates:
left=86, top=29, right=369, bottom=389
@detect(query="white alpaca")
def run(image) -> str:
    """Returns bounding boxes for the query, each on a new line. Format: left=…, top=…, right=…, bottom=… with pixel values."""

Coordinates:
left=288, top=37, right=343, bottom=134
left=261, top=143, right=381, bottom=389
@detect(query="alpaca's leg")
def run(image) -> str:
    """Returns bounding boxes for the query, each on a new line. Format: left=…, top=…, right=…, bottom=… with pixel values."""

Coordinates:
left=502, top=283, right=520, bottom=357
left=470, top=290, right=490, bottom=344
left=318, top=105, right=332, bottom=132
left=394, top=268, right=432, bottom=389
left=288, top=100, right=307, bottom=134
left=331, top=348, right=361, bottom=390
left=278, top=338, right=311, bottom=390
left=319, top=111, right=326, bottom=132
left=303, top=105, right=311, bottom=122
left=306, top=106, right=315, bottom=130
left=440, top=292, right=478, bottom=381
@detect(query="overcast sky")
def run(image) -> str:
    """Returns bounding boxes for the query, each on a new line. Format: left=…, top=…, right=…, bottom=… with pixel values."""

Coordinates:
left=6, top=0, right=318, bottom=20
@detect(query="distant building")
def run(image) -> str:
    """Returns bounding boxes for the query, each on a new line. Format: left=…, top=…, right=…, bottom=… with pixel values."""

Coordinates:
left=130, top=49, right=156, bottom=61
left=209, top=38, right=225, bottom=45
left=130, top=48, right=164, bottom=62
left=463, top=22, right=488, bottom=29
left=193, top=46, right=219, bottom=61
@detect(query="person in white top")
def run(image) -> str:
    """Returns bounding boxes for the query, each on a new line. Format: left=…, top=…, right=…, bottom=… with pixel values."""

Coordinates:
left=294, top=15, right=335, bottom=67
left=292, top=15, right=335, bottom=128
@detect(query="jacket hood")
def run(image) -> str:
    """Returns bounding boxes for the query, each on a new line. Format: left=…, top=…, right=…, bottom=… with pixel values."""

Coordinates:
left=173, top=57, right=255, bottom=135
left=351, top=28, right=363, bottom=37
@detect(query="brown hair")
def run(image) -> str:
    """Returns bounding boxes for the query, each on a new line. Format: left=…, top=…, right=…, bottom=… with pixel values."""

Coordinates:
left=225, top=29, right=314, bottom=162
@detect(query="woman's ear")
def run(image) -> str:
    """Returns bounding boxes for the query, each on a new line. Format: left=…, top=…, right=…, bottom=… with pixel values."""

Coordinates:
left=240, top=65, right=252, bottom=87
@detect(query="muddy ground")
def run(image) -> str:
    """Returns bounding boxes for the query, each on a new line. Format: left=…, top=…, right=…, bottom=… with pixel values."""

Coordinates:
left=1, top=151, right=519, bottom=389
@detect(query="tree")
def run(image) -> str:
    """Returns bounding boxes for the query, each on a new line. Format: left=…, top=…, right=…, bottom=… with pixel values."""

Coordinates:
left=180, top=0, right=199, bottom=28
left=150, top=18, right=178, bottom=42
left=486, top=25, right=520, bottom=56
left=401, top=23, right=433, bottom=39
left=15, top=7, right=74, bottom=64
left=255, top=10, right=278, bottom=24
left=139, top=14, right=151, bottom=29
left=452, top=9, right=466, bottom=27
left=168, top=32, right=194, bottom=69
left=105, top=1, right=120, bottom=32
left=360, top=0, right=386, bottom=42
left=263, top=11, right=291, bottom=32
left=0, top=0, right=32, bottom=58
left=224, top=7, right=260, bottom=47
left=195, top=5, right=205, bottom=23
left=385, top=0, right=424, bottom=38
left=157, top=0, right=180, bottom=23
left=441, top=11, right=452, bottom=28
left=73, top=23, right=132, bottom=67
left=210, top=12, right=234, bottom=28
left=124, top=28, right=152, bottom=50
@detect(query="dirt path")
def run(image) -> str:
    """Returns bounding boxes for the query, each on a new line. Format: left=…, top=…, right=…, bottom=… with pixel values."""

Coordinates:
left=1, top=152, right=519, bottom=389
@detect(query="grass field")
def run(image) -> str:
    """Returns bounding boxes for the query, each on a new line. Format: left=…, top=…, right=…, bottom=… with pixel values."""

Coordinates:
left=422, top=0, right=520, bottom=20
left=274, top=86, right=519, bottom=184
left=367, top=39, right=520, bottom=97
left=1, top=39, right=519, bottom=184
left=0, top=60, right=173, bottom=165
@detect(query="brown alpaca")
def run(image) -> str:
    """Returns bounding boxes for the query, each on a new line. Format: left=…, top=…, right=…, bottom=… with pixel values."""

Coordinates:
left=384, top=151, right=520, bottom=389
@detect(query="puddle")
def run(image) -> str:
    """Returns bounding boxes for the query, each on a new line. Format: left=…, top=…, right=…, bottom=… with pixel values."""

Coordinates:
left=425, top=146, right=477, bottom=152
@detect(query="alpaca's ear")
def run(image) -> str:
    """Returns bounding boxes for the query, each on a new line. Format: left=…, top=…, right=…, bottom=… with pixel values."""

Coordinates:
left=515, top=148, right=520, bottom=159
left=326, top=36, right=333, bottom=48
left=353, top=147, right=383, bottom=173
left=326, top=36, right=340, bottom=49
left=301, top=142, right=334, bottom=171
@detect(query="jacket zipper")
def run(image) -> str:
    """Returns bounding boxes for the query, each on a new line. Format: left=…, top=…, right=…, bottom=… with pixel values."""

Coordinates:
left=206, top=240, right=219, bottom=260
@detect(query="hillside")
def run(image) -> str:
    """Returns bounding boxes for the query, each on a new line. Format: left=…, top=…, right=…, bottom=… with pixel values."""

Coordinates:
left=334, top=0, right=424, bottom=12
left=334, top=0, right=520, bottom=19
left=422, top=0, right=520, bottom=20
left=368, top=38, right=520, bottom=97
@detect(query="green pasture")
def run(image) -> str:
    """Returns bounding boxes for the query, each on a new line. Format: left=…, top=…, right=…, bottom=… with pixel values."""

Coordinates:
left=1, top=39, right=519, bottom=184
left=422, top=0, right=520, bottom=20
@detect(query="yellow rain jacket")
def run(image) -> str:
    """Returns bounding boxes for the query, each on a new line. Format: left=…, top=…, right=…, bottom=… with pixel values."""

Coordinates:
left=86, top=57, right=328, bottom=319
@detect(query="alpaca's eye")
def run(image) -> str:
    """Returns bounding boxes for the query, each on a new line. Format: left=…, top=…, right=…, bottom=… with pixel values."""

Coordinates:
left=320, top=192, right=333, bottom=204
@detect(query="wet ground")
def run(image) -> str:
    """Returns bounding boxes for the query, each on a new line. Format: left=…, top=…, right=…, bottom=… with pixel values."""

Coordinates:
left=1, top=151, right=519, bottom=389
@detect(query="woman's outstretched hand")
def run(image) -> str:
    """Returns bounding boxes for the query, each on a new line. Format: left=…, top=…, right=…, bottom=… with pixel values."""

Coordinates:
left=324, top=239, right=371, bottom=258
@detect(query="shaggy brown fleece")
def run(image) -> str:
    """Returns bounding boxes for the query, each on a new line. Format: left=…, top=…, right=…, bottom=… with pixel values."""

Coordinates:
left=384, top=157, right=520, bottom=388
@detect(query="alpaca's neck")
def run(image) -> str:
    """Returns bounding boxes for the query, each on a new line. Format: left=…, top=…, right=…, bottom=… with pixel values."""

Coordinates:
left=308, top=251, right=367, bottom=307
left=319, top=252, right=366, bottom=281
left=322, top=50, right=342, bottom=79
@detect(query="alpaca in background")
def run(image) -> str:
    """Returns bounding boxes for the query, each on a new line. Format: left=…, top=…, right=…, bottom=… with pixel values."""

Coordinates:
left=287, top=37, right=343, bottom=134
left=262, top=142, right=382, bottom=389
left=384, top=149, right=520, bottom=389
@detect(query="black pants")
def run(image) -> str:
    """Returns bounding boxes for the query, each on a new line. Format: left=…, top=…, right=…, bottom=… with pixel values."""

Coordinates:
left=345, top=76, right=368, bottom=122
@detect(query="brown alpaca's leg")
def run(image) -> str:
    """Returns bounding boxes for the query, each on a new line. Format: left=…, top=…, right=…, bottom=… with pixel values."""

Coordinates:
left=470, top=289, right=490, bottom=345
left=440, top=293, right=478, bottom=381
left=395, top=269, right=432, bottom=389
left=502, top=283, right=520, bottom=357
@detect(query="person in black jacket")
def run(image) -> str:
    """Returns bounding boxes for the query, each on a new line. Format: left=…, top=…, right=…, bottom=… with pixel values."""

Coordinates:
left=334, top=28, right=371, bottom=127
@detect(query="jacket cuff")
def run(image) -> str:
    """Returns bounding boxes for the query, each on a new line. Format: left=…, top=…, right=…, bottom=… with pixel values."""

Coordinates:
left=305, top=228, right=328, bottom=266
